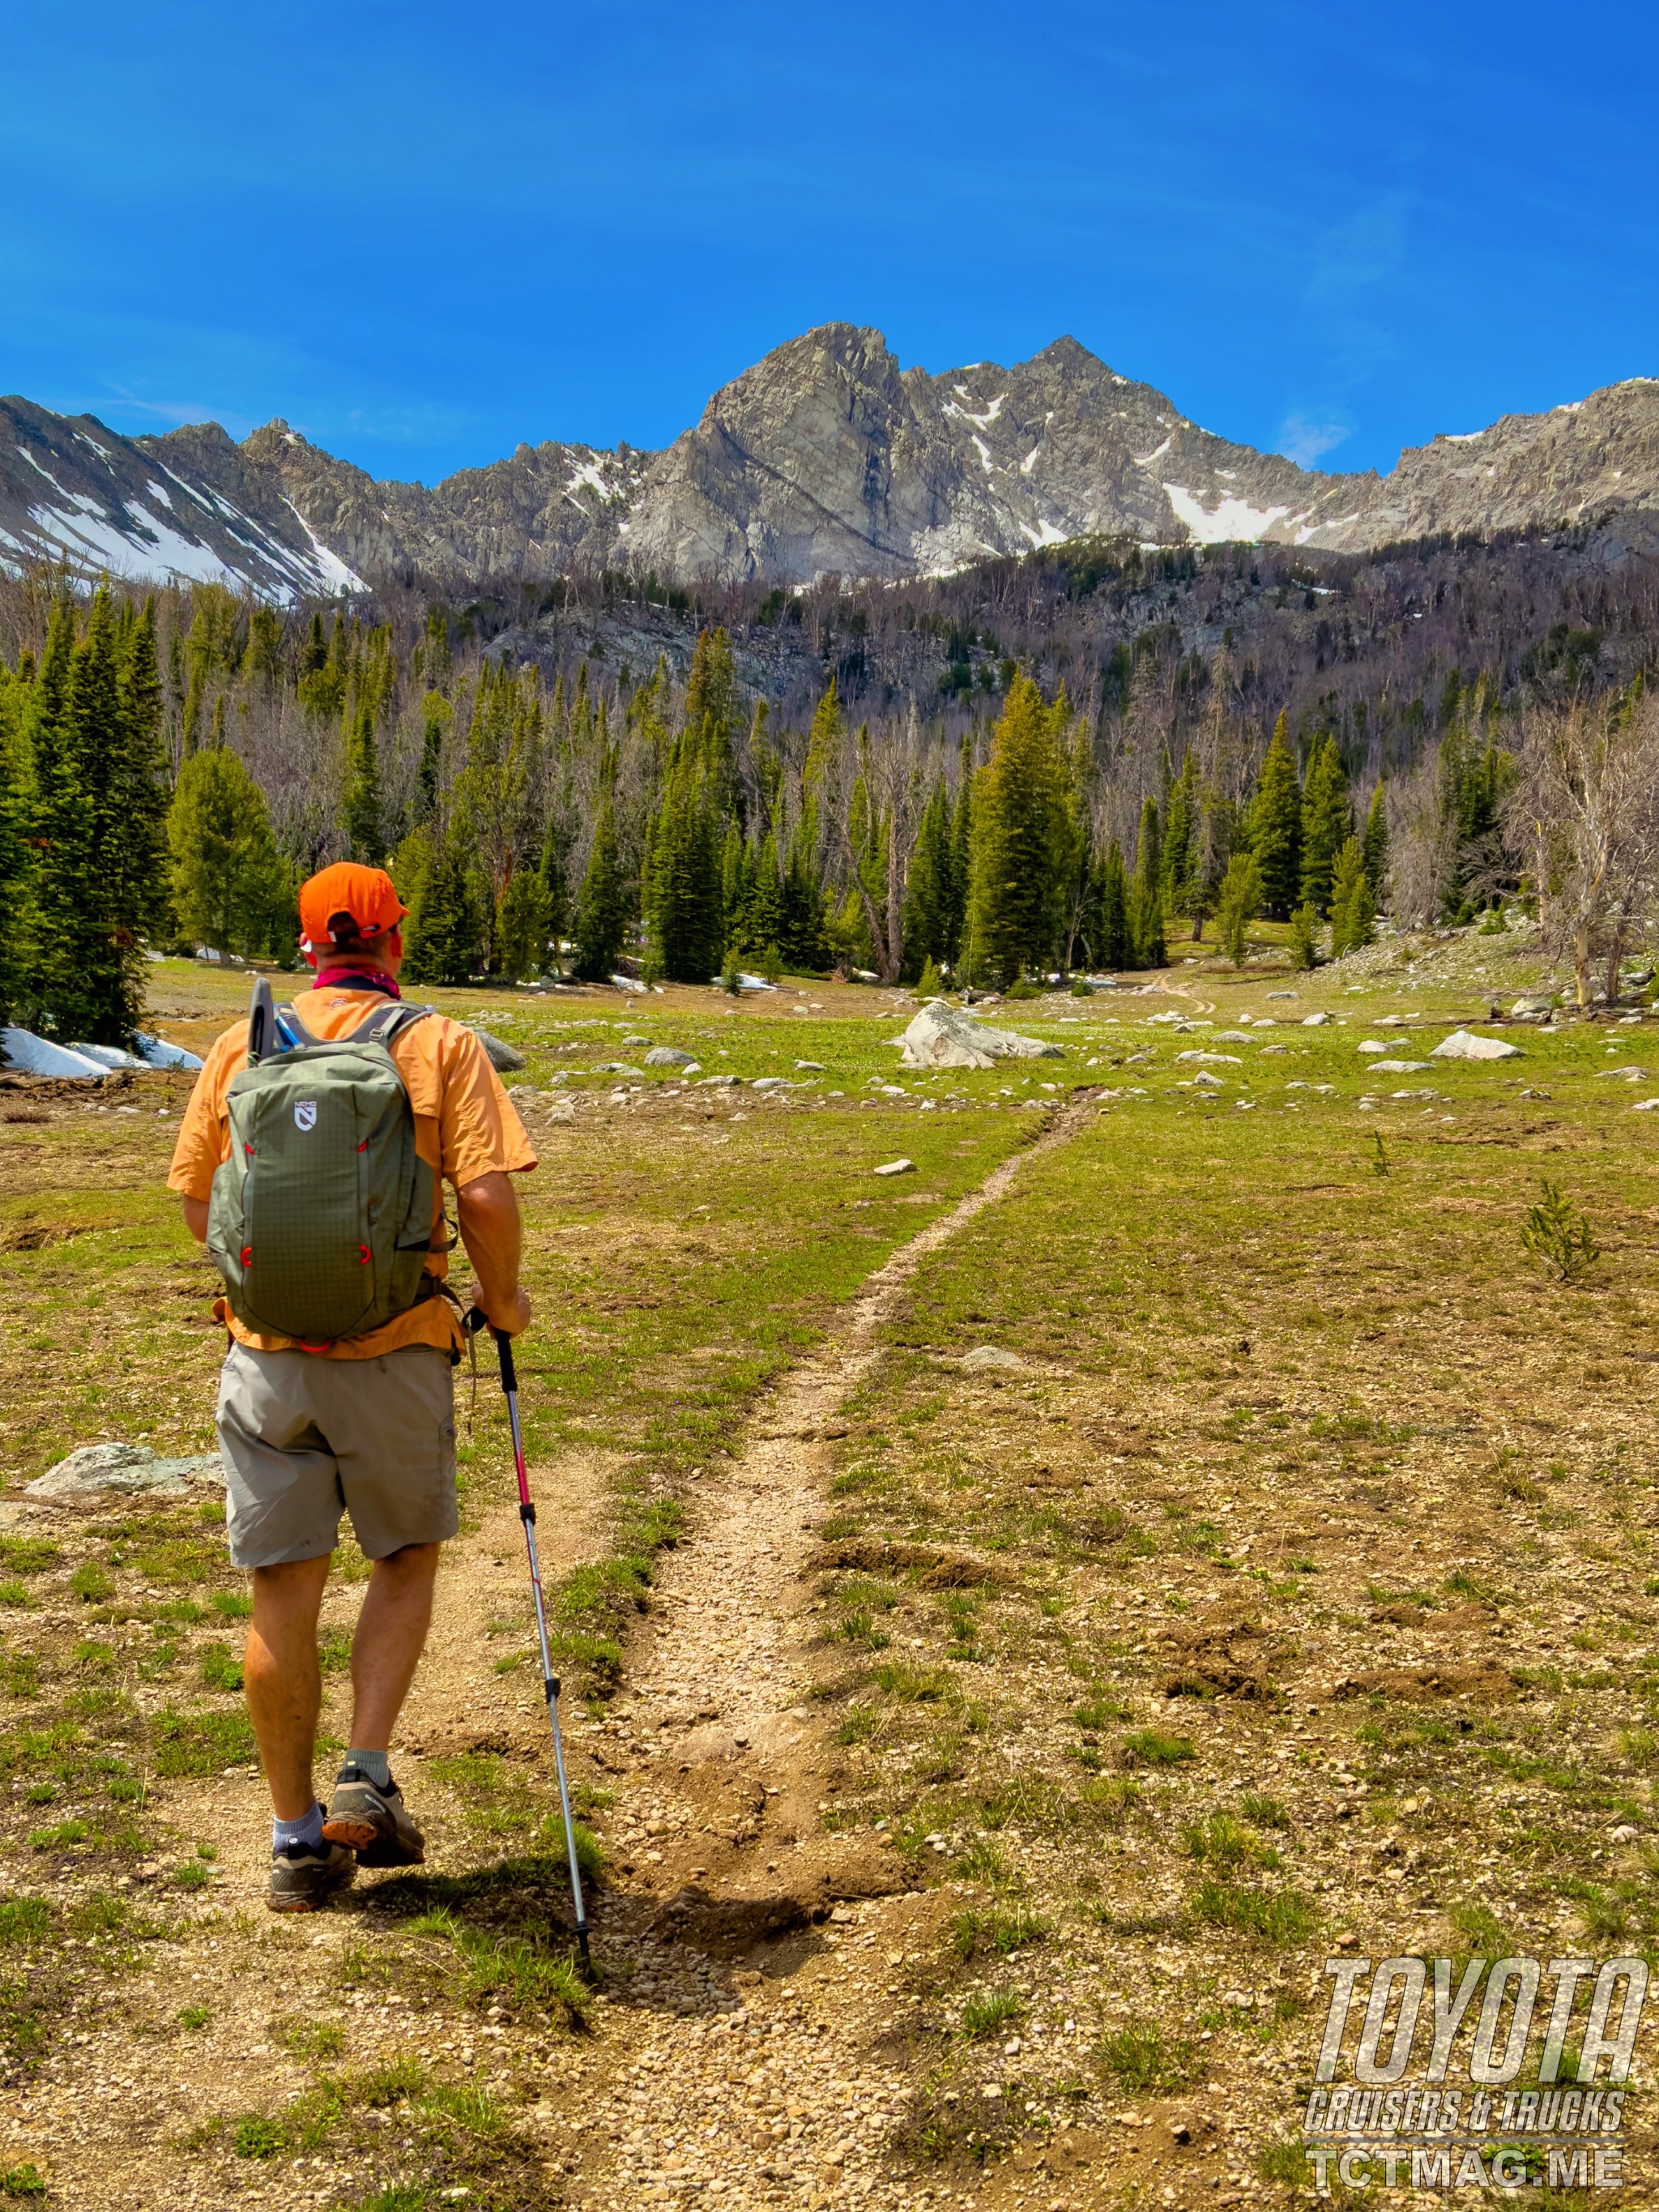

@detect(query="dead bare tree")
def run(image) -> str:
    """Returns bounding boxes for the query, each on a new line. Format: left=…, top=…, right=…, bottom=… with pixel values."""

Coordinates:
left=1506, top=687, right=1659, bottom=1006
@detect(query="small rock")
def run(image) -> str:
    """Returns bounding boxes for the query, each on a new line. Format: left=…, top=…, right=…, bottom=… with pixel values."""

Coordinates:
left=1633, top=1098, right=1659, bottom=1112
left=698, top=1073, right=741, bottom=1086
left=1611, top=1824, right=1640, bottom=1843
left=28, top=1442, right=225, bottom=1500
left=1431, top=1029, right=1521, bottom=1061
left=872, top=1158, right=915, bottom=1176
left=795, top=1061, right=825, bottom=1072
left=1266, top=991, right=1298, bottom=1000
left=962, top=1345, right=1024, bottom=1371
left=1367, top=1059, right=1431, bottom=1074
left=1174, top=1051, right=1241, bottom=1065
left=1192, top=1070, right=1223, bottom=1088
left=1356, top=1040, right=1395, bottom=1054
left=644, top=1046, right=696, bottom=1067
left=1594, top=1066, right=1651, bottom=1081
left=1512, top=995, right=1557, bottom=1017
left=752, top=1076, right=800, bottom=1091
left=1301, top=1012, right=1333, bottom=1027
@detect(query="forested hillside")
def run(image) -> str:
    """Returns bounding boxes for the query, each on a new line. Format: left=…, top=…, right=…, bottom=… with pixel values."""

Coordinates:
left=1, top=517, right=1656, bottom=1043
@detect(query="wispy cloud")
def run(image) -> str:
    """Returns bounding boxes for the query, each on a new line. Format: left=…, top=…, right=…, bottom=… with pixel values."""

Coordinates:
left=1277, top=413, right=1350, bottom=468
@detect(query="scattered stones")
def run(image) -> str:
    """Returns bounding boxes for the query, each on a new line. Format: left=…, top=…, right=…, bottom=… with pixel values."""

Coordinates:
left=872, top=1158, right=915, bottom=1176
left=1430, top=1029, right=1520, bottom=1061
left=28, top=1441, right=225, bottom=1500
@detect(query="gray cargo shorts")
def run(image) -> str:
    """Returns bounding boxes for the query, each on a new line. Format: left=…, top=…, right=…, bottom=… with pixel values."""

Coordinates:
left=216, top=1340, right=458, bottom=1569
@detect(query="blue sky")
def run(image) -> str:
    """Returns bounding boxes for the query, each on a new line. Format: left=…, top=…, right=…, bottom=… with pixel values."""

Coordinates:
left=4, top=1, right=1656, bottom=487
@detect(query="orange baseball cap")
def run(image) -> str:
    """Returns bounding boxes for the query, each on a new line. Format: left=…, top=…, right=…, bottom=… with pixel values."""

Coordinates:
left=298, top=862, right=409, bottom=951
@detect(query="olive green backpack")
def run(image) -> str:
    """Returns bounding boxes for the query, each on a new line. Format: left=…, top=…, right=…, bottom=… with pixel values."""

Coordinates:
left=207, top=980, right=439, bottom=1346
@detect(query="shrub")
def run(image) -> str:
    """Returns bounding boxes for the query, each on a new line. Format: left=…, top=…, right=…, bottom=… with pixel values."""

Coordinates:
left=961, top=1991, right=1023, bottom=2038
left=1520, top=1181, right=1600, bottom=1283
left=1122, top=1728, right=1196, bottom=1767
left=1099, top=2018, right=1198, bottom=2092
left=1191, top=1878, right=1315, bottom=1943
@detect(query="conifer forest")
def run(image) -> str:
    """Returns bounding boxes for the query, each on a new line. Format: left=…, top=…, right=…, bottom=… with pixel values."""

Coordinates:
left=1, top=521, right=1657, bottom=1041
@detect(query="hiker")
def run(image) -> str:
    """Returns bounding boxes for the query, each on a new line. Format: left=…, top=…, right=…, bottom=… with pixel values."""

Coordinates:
left=166, top=861, right=535, bottom=1911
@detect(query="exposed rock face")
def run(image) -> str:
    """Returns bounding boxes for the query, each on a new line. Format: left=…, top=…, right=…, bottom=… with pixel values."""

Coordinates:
left=6, top=326, right=1659, bottom=594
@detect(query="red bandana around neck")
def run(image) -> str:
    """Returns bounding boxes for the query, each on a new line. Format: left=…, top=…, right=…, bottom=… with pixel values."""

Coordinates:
left=314, top=966, right=402, bottom=999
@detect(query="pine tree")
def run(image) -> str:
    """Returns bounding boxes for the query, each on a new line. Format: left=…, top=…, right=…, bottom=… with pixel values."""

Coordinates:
left=1249, top=713, right=1302, bottom=918
left=1094, top=841, right=1130, bottom=969
left=416, top=693, right=451, bottom=822
left=572, top=790, right=629, bottom=982
left=343, top=693, right=384, bottom=864
left=1362, top=780, right=1389, bottom=906
left=403, top=828, right=484, bottom=986
left=113, top=600, right=172, bottom=945
left=901, top=775, right=955, bottom=979
left=0, top=665, right=32, bottom=1024
left=1216, top=852, right=1263, bottom=967
left=1299, top=732, right=1351, bottom=913
left=965, top=674, right=1069, bottom=984
left=1328, top=838, right=1376, bottom=957
left=1161, top=754, right=1197, bottom=918
left=647, top=741, right=724, bottom=981
left=1287, top=902, right=1320, bottom=970
left=1129, top=796, right=1166, bottom=968
left=494, top=864, right=550, bottom=980
left=167, top=744, right=292, bottom=961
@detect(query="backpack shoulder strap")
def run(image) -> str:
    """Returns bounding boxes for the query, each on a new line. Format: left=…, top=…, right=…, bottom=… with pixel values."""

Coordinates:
left=347, top=1002, right=430, bottom=1048
left=273, top=1004, right=324, bottom=1050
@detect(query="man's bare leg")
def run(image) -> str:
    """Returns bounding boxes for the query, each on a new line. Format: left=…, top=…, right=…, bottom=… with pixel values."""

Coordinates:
left=245, top=1555, right=331, bottom=1821
left=347, top=1541, right=441, bottom=1751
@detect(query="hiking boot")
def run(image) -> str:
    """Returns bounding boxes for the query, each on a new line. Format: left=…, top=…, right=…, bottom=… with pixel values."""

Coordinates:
left=322, top=1766, right=426, bottom=1867
left=267, top=1838, right=357, bottom=1913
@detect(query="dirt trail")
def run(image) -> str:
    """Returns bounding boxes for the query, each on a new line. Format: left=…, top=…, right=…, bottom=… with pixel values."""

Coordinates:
left=557, top=1101, right=1096, bottom=2212
left=6, top=1108, right=1093, bottom=2212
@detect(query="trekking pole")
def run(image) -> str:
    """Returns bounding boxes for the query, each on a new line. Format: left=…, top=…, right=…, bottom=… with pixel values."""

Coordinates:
left=465, top=1309, right=591, bottom=1969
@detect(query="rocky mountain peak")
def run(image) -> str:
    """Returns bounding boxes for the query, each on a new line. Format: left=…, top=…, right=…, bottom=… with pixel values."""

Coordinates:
left=4, top=333, right=1658, bottom=598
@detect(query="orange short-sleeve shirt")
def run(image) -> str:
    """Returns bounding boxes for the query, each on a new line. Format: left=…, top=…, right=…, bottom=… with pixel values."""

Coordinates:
left=167, top=987, right=536, bottom=1360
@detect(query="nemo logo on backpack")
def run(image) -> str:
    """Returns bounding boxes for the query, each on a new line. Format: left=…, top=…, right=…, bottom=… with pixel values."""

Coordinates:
left=294, top=1101, right=318, bottom=1131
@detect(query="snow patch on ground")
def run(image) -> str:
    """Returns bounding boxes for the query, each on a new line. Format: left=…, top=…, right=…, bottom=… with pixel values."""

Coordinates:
left=1020, top=446, right=1041, bottom=475
left=144, top=478, right=174, bottom=509
left=1442, top=430, right=1485, bottom=442
left=1019, top=519, right=1068, bottom=549
left=970, top=435, right=995, bottom=473
left=563, top=457, right=615, bottom=503
left=24, top=495, right=237, bottom=587
left=1162, top=483, right=1291, bottom=544
left=1132, top=437, right=1172, bottom=468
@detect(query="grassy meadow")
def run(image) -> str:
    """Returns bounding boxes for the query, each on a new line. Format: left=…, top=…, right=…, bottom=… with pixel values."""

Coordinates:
left=0, top=933, right=1656, bottom=2206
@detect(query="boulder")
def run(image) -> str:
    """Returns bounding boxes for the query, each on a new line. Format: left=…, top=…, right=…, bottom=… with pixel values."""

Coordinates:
left=1430, top=1030, right=1521, bottom=1061
left=898, top=1001, right=1061, bottom=1070
left=961, top=1346, right=1024, bottom=1371
left=1368, top=1060, right=1431, bottom=1074
left=1301, top=1012, right=1333, bottom=1027
left=1595, top=1065, right=1652, bottom=1082
left=872, top=1158, right=915, bottom=1176
left=28, top=1441, right=224, bottom=1501
left=698, top=1074, right=742, bottom=1087
left=469, top=1027, right=527, bottom=1072
left=644, top=1046, right=697, bottom=1067
left=623, top=1034, right=653, bottom=1046
left=1, top=1029, right=108, bottom=1079
left=795, top=1060, right=825, bottom=1072
left=1174, top=1050, right=1241, bottom=1065
left=751, top=1076, right=801, bottom=1091
left=1511, top=995, right=1557, bottom=1018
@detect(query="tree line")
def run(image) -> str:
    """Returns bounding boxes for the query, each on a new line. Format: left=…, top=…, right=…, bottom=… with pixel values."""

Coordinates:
left=0, top=557, right=1652, bottom=1040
